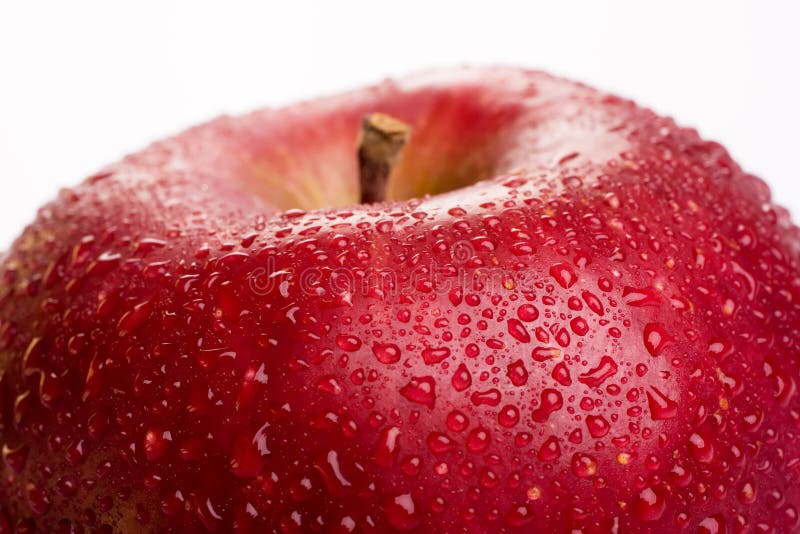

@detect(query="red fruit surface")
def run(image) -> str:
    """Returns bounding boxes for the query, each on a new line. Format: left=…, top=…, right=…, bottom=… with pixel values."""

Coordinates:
left=0, top=67, right=799, bottom=532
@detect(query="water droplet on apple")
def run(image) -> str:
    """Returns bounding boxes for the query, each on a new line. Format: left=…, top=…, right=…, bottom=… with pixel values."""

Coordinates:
left=466, top=427, right=491, bottom=453
left=464, top=343, right=480, bottom=358
left=571, top=452, right=598, bottom=478
left=570, top=317, right=589, bottom=335
left=578, top=356, right=618, bottom=388
left=552, top=362, right=572, bottom=386
left=470, top=388, right=501, bottom=407
left=452, top=364, right=472, bottom=392
left=549, top=263, right=577, bottom=289
left=335, top=334, right=362, bottom=352
left=634, top=486, right=667, bottom=522
left=738, top=480, right=757, bottom=505
left=645, top=386, right=678, bottom=420
left=372, top=342, right=401, bottom=364
left=400, top=376, right=436, bottom=408
left=531, top=346, right=561, bottom=362
left=400, top=455, right=422, bottom=477
left=498, top=405, right=520, bottom=428
left=381, top=493, right=420, bottom=531
left=586, top=415, right=610, bottom=438
left=506, top=359, right=529, bottom=386
left=688, top=432, right=715, bottom=463
left=532, top=389, right=563, bottom=423
left=117, top=299, right=153, bottom=337
left=517, top=304, right=539, bottom=322
left=427, top=432, right=456, bottom=454
left=506, top=319, right=530, bottom=343
left=26, top=482, right=52, bottom=515
left=314, top=449, right=353, bottom=496
left=697, top=514, right=725, bottom=534
left=505, top=504, right=535, bottom=527
left=2, top=443, right=29, bottom=473
left=422, top=346, right=450, bottom=365
left=643, top=323, right=671, bottom=356
left=582, top=291, right=604, bottom=315
left=144, top=427, right=172, bottom=461
left=622, top=286, right=661, bottom=307
left=537, top=436, right=561, bottom=461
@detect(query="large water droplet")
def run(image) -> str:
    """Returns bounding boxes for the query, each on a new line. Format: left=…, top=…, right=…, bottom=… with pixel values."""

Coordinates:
left=578, top=356, right=618, bottom=388
left=314, top=450, right=353, bottom=496
left=688, top=432, right=714, bottom=463
left=550, top=263, right=577, bottom=289
left=230, top=429, right=266, bottom=478
left=586, top=415, right=610, bottom=438
left=707, top=338, right=733, bottom=359
left=117, top=299, right=153, bottom=337
left=643, top=323, right=671, bottom=357
left=531, top=346, right=561, bottom=362
left=427, top=432, right=456, bottom=454
left=552, top=362, right=572, bottom=386
left=570, top=317, right=589, bottom=336
left=537, top=436, right=561, bottom=461
left=373, top=342, right=401, bottom=364
left=570, top=452, right=598, bottom=478
left=26, top=482, right=51, bottom=516
left=373, top=426, right=402, bottom=468
left=697, top=514, right=725, bottom=534
left=400, top=376, right=436, bottom=409
left=506, top=359, right=529, bottom=386
left=466, top=427, right=491, bottom=453
left=498, top=405, right=520, bottom=428
left=144, top=427, right=172, bottom=461
left=622, top=286, right=661, bottom=307
left=446, top=410, right=469, bottom=433
left=507, top=319, right=531, bottom=343
left=532, top=389, right=563, bottom=423
left=738, top=480, right=756, bottom=505
left=505, top=504, right=535, bottom=527
left=422, top=346, right=450, bottom=365
left=634, top=486, right=666, bottom=522
left=381, top=493, right=420, bottom=531
left=517, top=304, right=539, bottom=322
left=471, top=388, right=501, bottom=407
left=646, top=387, right=678, bottom=420
left=336, top=334, right=362, bottom=352
left=582, top=291, right=604, bottom=316
left=452, top=364, right=472, bottom=392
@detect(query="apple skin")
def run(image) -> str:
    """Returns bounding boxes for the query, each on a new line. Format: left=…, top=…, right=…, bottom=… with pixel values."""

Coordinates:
left=0, top=67, right=799, bottom=533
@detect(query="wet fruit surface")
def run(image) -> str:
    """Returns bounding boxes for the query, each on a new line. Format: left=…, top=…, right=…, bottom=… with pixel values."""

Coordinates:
left=0, top=68, right=799, bottom=532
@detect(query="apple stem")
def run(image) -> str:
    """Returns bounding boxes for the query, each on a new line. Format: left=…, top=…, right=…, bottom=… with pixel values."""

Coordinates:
left=358, top=113, right=411, bottom=204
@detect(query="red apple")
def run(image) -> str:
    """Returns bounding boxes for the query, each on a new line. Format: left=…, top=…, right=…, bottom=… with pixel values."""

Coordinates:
left=0, top=67, right=798, bottom=532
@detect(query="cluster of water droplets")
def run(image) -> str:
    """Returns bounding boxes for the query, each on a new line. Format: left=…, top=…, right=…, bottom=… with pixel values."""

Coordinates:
left=0, top=92, right=798, bottom=532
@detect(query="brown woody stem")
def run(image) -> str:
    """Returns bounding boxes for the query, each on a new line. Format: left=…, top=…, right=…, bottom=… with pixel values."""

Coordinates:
left=358, top=113, right=410, bottom=204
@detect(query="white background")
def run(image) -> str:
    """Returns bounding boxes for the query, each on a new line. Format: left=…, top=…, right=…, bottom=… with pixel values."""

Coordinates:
left=1, top=1, right=798, bottom=249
